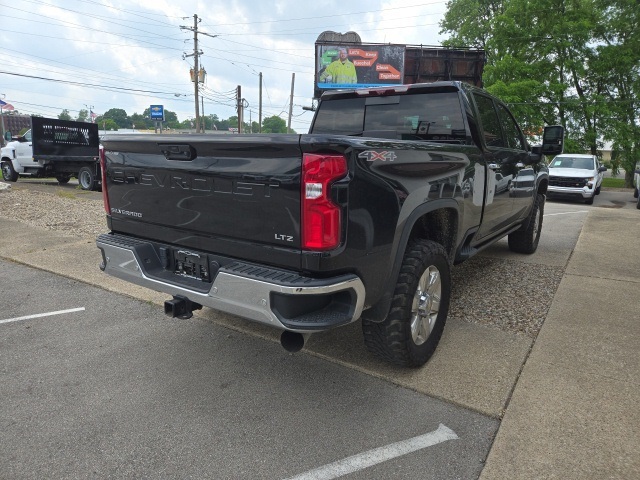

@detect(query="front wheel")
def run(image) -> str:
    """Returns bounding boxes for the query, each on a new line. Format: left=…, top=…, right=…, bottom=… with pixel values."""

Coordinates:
left=362, top=239, right=451, bottom=367
left=636, top=194, right=640, bottom=210
left=508, top=193, right=544, bottom=254
left=1, top=161, right=18, bottom=182
left=585, top=195, right=594, bottom=205
left=78, top=166, right=97, bottom=191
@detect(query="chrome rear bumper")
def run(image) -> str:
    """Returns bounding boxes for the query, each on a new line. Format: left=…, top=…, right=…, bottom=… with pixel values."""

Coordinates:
left=96, top=233, right=365, bottom=333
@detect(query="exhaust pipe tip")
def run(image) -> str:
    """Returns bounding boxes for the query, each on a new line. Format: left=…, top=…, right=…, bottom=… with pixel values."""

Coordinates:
left=280, top=331, right=310, bottom=353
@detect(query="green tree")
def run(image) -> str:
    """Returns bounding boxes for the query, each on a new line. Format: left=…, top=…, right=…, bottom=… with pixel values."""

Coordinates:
left=95, top=117, right=119, bottom=131
left=262, top=115, right=287, bottom=133
left=440, top=0, right=639, bottom=186
left=76, top=109, right=89, bottom=122
left=102, top=108, right=129, bottom=128
left=440, top=0, right=506, bottom=52
left=130, top=112, right=152, bottom=130
left=593, top=0, right=640, bottom=184
left=58, top=109, right=72, bottom=121
left=178, top=119, right=194, bottom=130
left=217, top=117, right=230, bottom=131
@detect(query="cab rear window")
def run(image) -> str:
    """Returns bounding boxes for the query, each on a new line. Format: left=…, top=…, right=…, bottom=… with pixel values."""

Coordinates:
left=311, top=92, right=468, bottom=143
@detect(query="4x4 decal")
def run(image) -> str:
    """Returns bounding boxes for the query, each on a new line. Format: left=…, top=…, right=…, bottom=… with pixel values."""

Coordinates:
left=358, top=150, right=397, bottom=162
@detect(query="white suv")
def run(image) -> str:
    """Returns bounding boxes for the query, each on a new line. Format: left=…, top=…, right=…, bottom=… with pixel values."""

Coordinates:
left=547, top=154, right=607, bottom=205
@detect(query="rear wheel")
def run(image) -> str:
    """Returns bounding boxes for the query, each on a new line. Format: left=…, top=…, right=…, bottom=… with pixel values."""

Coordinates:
left=56, top=174, right=71, bottom=184
left=362, top=239, right=450, bottom=367
left=78, top=166, right=97, bottom=191
left=633, top=187, right=638, bottom=199
left=508, top=193, right=544, bottom=254
left=1, top=161, right=18, bottom=182
left=636, top=194, right=640, bottom=210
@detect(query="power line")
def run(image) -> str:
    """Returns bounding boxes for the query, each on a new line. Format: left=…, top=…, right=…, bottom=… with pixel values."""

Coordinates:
left=15, top=0, right=183, bottom=39
left=0, top=71, right=188, bottom=96
left=201, top=1, right=448, bottom=28
left=0, top=3, right=184, bottom=51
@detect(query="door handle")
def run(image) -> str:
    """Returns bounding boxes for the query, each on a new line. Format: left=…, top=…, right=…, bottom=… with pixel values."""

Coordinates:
left=158, top=144, right=196, bottom=161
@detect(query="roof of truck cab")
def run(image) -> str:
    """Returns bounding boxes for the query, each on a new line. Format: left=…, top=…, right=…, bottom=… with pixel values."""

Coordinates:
left=318, top=81, right=468, bottom=101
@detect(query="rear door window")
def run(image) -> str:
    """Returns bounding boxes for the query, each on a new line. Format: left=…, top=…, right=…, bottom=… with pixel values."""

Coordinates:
left=472, top=93, right=504, bottom=148
left=496, top=104, right=526, bottom=150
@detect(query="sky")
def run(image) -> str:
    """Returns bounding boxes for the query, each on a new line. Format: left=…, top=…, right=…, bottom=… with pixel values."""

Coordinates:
left=0, top=0, right=450, bottom=133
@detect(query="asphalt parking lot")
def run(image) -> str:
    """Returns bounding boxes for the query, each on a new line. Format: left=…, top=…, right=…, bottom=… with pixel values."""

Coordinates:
left=1, top=259, right=497, bottom=479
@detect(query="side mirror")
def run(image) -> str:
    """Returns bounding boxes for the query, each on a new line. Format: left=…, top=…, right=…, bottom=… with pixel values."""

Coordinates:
left=541, top=125, right=564, bottom=156
left=598, top=166, right=608, bottom=172
left=3, top=131, right=11, bottom=141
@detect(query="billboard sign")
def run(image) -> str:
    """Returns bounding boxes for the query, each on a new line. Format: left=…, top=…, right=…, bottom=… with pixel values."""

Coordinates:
left=150, top=105, right=165, bottom=121
left=315, top=43, right=406, bottom=98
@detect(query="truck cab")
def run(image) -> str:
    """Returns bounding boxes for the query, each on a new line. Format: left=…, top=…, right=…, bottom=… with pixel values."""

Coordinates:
left=1, top=129, right=39, bottom=180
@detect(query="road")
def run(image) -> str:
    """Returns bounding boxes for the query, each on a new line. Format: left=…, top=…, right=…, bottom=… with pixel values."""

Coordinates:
left=1, top=259, right=496, bottom=479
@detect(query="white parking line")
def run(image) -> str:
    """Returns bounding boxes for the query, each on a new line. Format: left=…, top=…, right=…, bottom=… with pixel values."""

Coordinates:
left=0, top=307, right=85, bottom=325
left=283, top=424, right=458, bottom=480
left=545, top=211, right=589, bottom=216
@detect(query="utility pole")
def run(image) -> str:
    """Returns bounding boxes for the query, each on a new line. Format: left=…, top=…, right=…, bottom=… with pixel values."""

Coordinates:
left=236, top=85, right=243, bottom=134
left=287, top=73, right=295, bottom=133
left=181, top=15, right=202, bottom=132
left=181, top=16, right=217, bottom=134
left=258, top=72, right=263, bottom=133
left=191, top=14, right=200, bottom=132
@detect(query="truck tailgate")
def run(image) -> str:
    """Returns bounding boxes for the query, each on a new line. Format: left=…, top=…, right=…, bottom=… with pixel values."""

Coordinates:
left=102, top=134, right=303, bottom=256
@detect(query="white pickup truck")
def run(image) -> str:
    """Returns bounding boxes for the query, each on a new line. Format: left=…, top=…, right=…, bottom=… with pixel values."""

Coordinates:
left=1, top=116, right=100, bottom=190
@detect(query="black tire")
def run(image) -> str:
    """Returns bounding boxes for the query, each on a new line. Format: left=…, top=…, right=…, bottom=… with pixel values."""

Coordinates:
left=56, top=174, right=71, bottom=184
left=636, top=194, right=640, bottom=210
left=1, top=161, right=18, bottom=182
left=78, top=166, right=97, bottom=191
left=362, top=239, right=451, bottom=367
left=508, top=193, right=544, bottom=254
left=633, top=187, right=638, bottom=199
left=595, top=185, right=601, bottom=195
left=585, top=195, right=594, bottom=205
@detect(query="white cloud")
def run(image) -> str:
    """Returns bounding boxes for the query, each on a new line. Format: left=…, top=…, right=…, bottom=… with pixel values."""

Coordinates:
left=0, top=0, right=448, bottom=132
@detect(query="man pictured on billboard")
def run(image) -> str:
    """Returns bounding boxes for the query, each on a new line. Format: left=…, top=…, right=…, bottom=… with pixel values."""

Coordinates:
left=319, top=47, right=357, bottom=84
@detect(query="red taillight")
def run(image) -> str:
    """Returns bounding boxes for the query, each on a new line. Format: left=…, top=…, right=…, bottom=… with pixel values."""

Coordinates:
left=301, top=153, right=347, bottom=250
left=99, top=146, right=110, bottom=215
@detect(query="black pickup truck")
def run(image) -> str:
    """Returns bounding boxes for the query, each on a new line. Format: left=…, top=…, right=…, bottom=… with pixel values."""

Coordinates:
left=96, top=81, right=564, bottom=367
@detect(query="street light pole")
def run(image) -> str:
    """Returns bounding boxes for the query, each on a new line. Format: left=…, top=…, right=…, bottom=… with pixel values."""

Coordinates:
left=84, top=104, right=94, bottom=123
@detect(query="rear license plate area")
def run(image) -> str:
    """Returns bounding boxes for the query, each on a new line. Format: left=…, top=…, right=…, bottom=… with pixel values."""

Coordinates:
left=173, top=249, right=210, bottom=282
